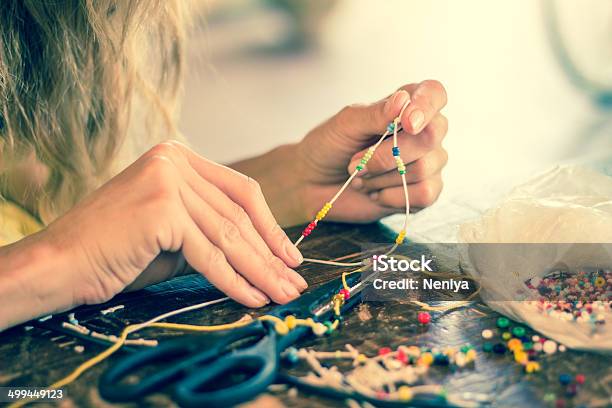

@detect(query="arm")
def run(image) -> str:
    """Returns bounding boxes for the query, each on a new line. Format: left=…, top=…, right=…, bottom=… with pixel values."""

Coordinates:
left=0, top=234, right=75, bottom=330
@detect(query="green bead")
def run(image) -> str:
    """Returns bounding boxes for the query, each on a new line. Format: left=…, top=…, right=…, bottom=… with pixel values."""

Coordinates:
left=324, top=321, right=334, bottom=333
left=399, top=170, right=406, bottom=175
left=482, top=342, right=493, bottom=352
left=360, top=158, right=367, bottom=164
left=512, top=326, right=526, bottom=337
left=522, top=341, right=533, bottom=350
left=460, top=345, right=473, bottom=353
left=356, top=164, right=364, bottom=171
left=497, top=317, right=510, bottom=328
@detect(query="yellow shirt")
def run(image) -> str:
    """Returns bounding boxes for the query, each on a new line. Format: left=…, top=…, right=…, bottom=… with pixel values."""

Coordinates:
left=0, top=200, right=43, bottom=246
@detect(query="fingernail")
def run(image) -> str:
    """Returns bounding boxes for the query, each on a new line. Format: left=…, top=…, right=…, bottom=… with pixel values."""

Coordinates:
left=409, top=110, right=425, bottom=133
left=369, top=192, right=379, bottom=201
left=251, top=289, right=270, bottom=306
left=385, top=90, right=410, bottom=115
left=351, top=177, right=363, bottom=190
left=287, top=270, right=308, bottom=291
left=281, top=278, right=300, bottom=299
left=285, top=241, right=303, bottom=264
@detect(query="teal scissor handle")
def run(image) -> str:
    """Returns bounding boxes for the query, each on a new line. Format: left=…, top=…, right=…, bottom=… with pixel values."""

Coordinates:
left=99, top=272, right=362, bottom=406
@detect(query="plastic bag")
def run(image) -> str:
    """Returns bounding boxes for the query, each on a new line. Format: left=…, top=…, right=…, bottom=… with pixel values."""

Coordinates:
left=458, top=165, right=612, bottom=352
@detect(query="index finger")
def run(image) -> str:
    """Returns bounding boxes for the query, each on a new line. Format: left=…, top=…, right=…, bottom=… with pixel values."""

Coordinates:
left=398, top=80, right=447, bottom=135
left=169, top=141, right=304, bottom=268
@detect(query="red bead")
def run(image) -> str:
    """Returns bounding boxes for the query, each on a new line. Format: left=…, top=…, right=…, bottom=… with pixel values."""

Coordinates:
left=417, top=311, right=431, bottom=325
left=378, top=347, right=392, bottom=356
left=575, top=374, right=585, bottom=384
left=339, top=289, right=350, bottom=300
left=396, top=348, right=408, bottom=364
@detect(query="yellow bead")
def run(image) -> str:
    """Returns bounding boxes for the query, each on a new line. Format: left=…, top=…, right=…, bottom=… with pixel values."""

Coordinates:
left=285, top=315, right=296, bottom=330
left=514, top=351, right=528, bottom=365
left=356, top=354, right=368, bottom=364
left=398, top=386, right=413, bottom=401
left=419, top=352, right=434, bottom=366
left=525, top=361, right=540, bottom=373
left=465, top=349, right=477, bottom=361
left=315, top=202, right=332, bottom=221
left=395, top=230, right=406, bottom=245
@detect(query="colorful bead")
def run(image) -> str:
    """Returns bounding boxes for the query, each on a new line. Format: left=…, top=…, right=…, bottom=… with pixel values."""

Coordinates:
left=481, top=329, right=494, bottom=339
left=396, top=348, right=408, bottom=364
left=387, top=122, right=396, bottom=133
left=559, top=373, right=572, bottom=385
left=395, top=230, right=406, bottom=245
left=565, top=384, right=577, bottom=398
left=356, top=164, right=364, bottom=171
left=507, top=338, right=522, bottom=351
left=514, top=350, right=528, bottom=365
left=323, top=321, right=334, bottom=334
left=392, top=147, right=400, bottom=156
left=482, top=342, right=493, bottom=352
left=525, top=361, right=540, bottom=373
left=575, top=374, right=585, bottom=384
left=418, top=352, right=434, bottom=366
left=511, top=326, right=526, bottom=337
left=497, top=317, right=510, bottom=328
left=316, top=202, right=332, bottom=221
left=501, top=332, right=511, bottom=340
left=492, top=343, right=507, bottom=354
left=398, top=386, right=412, bottom=401
left=378, top=347, right=392, bottom=356
left=356, top=353, right=367, bottom=364
left=417, top=311, right=431, bottom=325
left=301, top=221, right=317, bottom=237
left=543, top=340, right=558, bottom=354
left=339, top=288, right=350, bottom=300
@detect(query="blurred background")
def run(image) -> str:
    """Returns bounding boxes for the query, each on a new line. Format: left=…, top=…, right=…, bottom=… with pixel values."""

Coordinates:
left=178, top=0, right=612, bottom=239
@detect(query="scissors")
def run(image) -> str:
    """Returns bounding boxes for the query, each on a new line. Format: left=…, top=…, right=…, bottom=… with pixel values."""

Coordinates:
left=99, top=271, right=370, bottom=407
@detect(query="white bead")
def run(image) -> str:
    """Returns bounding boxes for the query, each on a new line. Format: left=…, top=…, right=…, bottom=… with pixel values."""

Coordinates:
left=481, top=329, right=494, bottom=339
left=543, top=340, right=557, bottom=354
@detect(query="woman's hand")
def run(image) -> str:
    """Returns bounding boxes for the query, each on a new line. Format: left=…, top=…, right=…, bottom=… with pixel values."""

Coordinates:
left=237, top=80, right=448, bottom=226
left=295, top=81, right=448, bottom=223
left=0, top=141, right=308, bottom=328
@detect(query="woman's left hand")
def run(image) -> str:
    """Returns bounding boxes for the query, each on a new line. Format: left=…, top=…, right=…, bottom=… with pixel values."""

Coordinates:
left=294, top=80, right=448, bottom=223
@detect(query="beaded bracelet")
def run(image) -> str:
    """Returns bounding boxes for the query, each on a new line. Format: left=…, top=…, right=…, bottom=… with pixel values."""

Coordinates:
left=296, top=101, right=412, bottom=266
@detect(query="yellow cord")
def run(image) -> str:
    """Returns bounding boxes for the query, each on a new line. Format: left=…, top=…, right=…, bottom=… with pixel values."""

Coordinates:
left=8, top=312, right=336, bottom=408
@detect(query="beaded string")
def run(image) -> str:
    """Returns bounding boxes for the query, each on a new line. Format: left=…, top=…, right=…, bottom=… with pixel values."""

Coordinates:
left=295, top=100, right=412, bottom=267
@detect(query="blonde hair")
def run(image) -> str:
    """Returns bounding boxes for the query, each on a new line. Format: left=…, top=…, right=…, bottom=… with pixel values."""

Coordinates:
left=0, top=1, right=186, bottom=222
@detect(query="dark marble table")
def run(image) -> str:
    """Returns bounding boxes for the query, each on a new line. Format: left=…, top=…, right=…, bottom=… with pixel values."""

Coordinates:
left=1, top=222, right=610, bottom=408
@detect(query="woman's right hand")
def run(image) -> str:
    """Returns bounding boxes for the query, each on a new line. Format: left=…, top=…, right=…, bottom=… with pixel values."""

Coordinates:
left=45, top=141, right=307, bottom=309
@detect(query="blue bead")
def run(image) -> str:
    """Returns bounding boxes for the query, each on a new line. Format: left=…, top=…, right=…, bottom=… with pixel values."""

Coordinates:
left=392, top=147, right=400, bottom=156
left=387, top=123, right=395, bottom=133
left=559, top=373, right=572, bottom=385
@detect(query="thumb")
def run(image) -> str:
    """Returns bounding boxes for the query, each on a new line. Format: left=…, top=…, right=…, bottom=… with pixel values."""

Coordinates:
left=332, top=90, right=410, bottom=141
